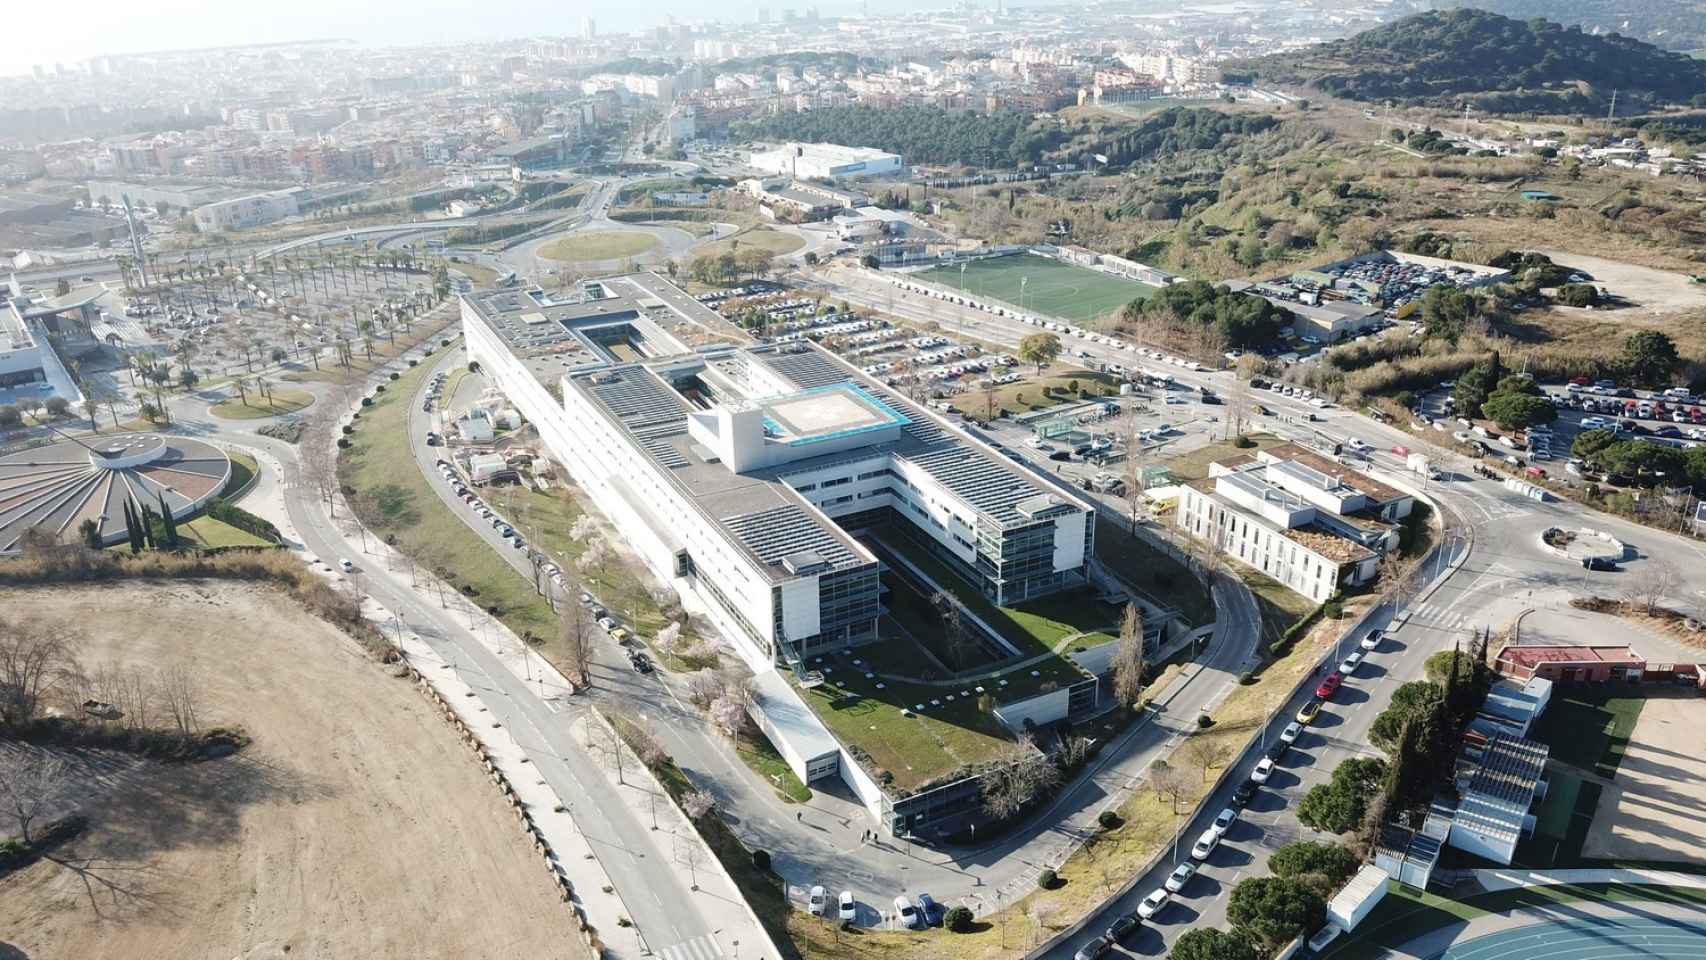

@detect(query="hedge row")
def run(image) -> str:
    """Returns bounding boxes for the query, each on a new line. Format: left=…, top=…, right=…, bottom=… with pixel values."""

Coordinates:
left=1268, top=600, right=1329, bottom=658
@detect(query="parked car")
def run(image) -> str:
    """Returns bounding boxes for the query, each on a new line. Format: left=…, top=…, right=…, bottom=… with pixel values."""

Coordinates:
left=1232, top=779, right=1259, bottom=807
left=597, top=616, right=617, bottom=631
left=1189, top=828, right=1220, bottom=860
left=895, top=896, right=922, bottom=929
left=1360, top=630, right=1382, bottom=651
left=916, top=893, right=941, bottom=926
left=1251, top=758, right=1276, bottom=784
left=1072, top=936, right=1112, bottom=960
left=1338, top=652, right=1364, bottom=675
left=1315, top=672, right=1343, bottom=699
left=337, top=558, right=354, bottom=572
left=1210, top=806, right=1238, bottom=837
left=1279, top=722, right=1303, bottom=745
left=1137, top=888, right=1170, bottom=920
left=809, top=886, right=827, bottom=916
left=1164, top=861, right=1198, bottom=893
left=630, top=652, right=654, bottom=674
left=1106, top=911, right=1140, bottom=941
left=1297, top=700, right=1322, bottom=724
left=839, top=891, right=856, bottom=922
left=1583, top=556, right=1618, bottom=571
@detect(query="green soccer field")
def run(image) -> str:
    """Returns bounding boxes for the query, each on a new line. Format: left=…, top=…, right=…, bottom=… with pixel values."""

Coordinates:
left=916, top=252, right=1155, bottom=323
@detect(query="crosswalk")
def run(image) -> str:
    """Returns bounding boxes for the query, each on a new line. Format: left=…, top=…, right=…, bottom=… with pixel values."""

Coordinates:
left=659, top=934, right=724, bottom=960
left=1404, top=599, right=1482, bottom=635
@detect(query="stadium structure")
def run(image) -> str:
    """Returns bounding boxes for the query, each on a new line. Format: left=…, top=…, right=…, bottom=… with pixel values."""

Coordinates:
left=0, top=434, right=231, bottom=552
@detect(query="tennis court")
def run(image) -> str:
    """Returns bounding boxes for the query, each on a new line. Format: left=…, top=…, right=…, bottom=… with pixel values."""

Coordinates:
left=916, top=252, right=1154, bottom=323
left=1438, top=915, right=1706, bottom=960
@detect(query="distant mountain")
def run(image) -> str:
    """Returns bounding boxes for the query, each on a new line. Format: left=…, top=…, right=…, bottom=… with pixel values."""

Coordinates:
left=1235, top=9, right=1706, bottom=114
left=1424, top=0, right=1706, bottom=54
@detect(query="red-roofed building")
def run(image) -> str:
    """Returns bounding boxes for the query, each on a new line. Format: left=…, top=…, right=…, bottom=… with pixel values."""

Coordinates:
left=1495, top=644, right=1645, bottom=684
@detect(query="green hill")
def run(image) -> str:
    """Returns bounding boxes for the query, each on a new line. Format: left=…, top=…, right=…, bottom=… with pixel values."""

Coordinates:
left=1427, top=0, right=1706, bottom=54
left=1236, top=9, right=1706, bottom=113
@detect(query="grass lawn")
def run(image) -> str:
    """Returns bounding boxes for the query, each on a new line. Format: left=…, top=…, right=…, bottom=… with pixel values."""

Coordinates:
left=1517, top=771, right=1602, bottom=869
left=1529, top=686, right=1647, bottom=779
left=451, top=261, right=498, bottom=285
left=1321, top=882, right=1706, bottom=959
left=1158, top=433, right=1286, bottom=484
left=981, top=368, right=1124, bottom=416
left=210, top=387, right=314, bottom=419
left=1238, top=566, right=1320, bottom=649
left=338, top=352, right=562, bottom=645
left=223, top=450, right=258, bottom=498
left=868, top=526, right=1122, bottom=659
left=916, top=252, right=1154, bottom=324
left=1093, top=517, right=1215, bottom=628
left=180, top=515, right=272, bottom=548
left=733, top=733, right=812, bottom=803
left=537, top=230, right=659, bottom=262
left=697, top=226, right=805, bottom=258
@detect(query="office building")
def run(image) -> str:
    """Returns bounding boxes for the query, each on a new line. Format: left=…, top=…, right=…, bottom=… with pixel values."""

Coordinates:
left=1175, top=443, right=1412, bottom=601
left=462, top=273, right=1095, bottom=672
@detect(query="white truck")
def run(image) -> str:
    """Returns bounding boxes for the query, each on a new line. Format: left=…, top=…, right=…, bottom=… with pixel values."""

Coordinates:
left=1406, top=452, right=1440, bottom=480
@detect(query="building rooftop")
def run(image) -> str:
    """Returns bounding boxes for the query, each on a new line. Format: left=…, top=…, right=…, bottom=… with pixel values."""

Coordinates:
left=1261, top=442, right=1408, bottom=505
left=1467, top=733, right=1549, bottom=809
left=466, top=274, right=1091, bottom=588
left=1497, top=645, right=1646, bottom=669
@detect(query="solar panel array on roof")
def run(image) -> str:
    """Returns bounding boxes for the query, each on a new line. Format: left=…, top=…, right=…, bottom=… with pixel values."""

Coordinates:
left=639, top=432, right=690, bottom=469
left=900, top=446, right=1045, bottom=527
left=724, top=504, right=859, bottom=571
left=763, top=348, right=853, bottom=390
left=589, top=371, right=688, bottom=434
left=900, top=418, right=948, bottom=447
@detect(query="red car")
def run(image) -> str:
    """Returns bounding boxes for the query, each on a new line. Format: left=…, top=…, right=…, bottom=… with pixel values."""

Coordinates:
left=1315, top=672, right=1343, bottom=699
left=1569, top=376, right=1592, bottom=386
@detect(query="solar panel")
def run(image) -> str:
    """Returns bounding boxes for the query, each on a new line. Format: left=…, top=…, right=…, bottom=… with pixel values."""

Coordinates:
left=724, top=504, right=858, bottom=571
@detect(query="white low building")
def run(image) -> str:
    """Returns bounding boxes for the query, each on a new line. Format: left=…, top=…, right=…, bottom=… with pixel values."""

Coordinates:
left=749, top=142, right=902, bottom=181
left=1175, top=443, right=1410, bottom=601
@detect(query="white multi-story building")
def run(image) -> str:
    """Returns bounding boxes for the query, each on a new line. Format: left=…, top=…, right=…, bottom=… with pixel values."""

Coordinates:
left=748, top=143, right=903, bottom=181
left=462, top=273, right=1094, bottom=672
left=191, top=188, right=302, bottom=232
left=1175, top=443, right=1411, bottom=602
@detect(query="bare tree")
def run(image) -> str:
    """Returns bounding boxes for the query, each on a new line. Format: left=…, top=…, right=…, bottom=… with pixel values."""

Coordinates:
left=609, top=708, right=667, bottom=768
left=685, top=670, right=725, bottom=709
left=1027, top=901, right=1058, bottom=946
left=980, top=737, right=1061, bottom=820
left=1624, top=559, right=1679, bottom=615
left=583, top=716, right=626, bottom=785
left=1061, top=735, right=1093, bottom=769
left=682, top=790, right=716, bottom=820
left=558, top=604, right=591, bottom=688
left=675, top=831, right=711, bottom=891
left=1181, top=734, right=1231, bottom=782
left=933, top=591, right=972, bottom=673
left=158, top=663, right=200, bottom=735
left=1148, top=760, right=1195, bottom=814
left=1111, top=603, right=1147, bottom=710
left=0, top=618, right=82, bottom=727
left=0, top=747, right=69, bottom=844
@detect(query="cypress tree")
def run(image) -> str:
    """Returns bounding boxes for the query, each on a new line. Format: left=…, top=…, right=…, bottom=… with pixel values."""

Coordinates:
left=122, top=499, right=142, bottom=554
left=140, top=505, right=156, bottom=549
left=157, top=490, right=179, bottom=548
left=1443, top=638, right=1464, bottom=725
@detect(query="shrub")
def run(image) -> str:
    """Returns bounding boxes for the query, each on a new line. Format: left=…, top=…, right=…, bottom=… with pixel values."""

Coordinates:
left=1037, top=868, right=1058, bottom=890
left=1232, top=434, right=1255, bottom=448
left=337, top=437, right=352, bottom=448
left=389, top=371, right=400, bottom=381
left=409, top=359, right=419, bottom=367
left=1097, top=810, right=1123, bottom=830
left=751, top=849, right=771, bottom=871
left=1323, top=598, right=1343, bottom=620
left=360, top=397, right=373, bottom=407
left=944, top=905, right=975, bottom=933
left=342, top=424, right=354, bottom=435
left=1197, top=713, right=1214, bottom=728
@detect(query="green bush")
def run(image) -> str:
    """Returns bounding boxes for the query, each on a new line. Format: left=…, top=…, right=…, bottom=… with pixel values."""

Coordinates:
left=360, top=397, right=373, bottom=407
left=1037, top=868, right=1058, bottom=889
left=751, top=849, right=771, bottom=871
left=945, top=905, right=975, bottom=933
left=389, top=371, right=401, bottom=381
left=1097, top=810, right=1123, bottom=830
left=1268, top=602, right=1328, bottom=657
left=1197, top=713, right=1215, bottom=728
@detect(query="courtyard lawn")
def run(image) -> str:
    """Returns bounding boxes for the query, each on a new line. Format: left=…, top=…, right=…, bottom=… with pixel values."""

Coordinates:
left=980, top=368, right=1124, bottom=416
left=867, top=525, right=1122, bottom=659
left=916, top=252, right=1155, bottom=324
left=1530, top=686, right=1646, bottom=779
left=210, top=387, right=314, bottom=419
left=1157, top=432, right=1286, bottom=484
left=537, top=229, right=660, bottom=262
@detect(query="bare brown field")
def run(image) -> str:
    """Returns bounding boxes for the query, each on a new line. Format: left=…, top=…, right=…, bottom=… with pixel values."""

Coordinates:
left=0, top=581, right=583, bottom=960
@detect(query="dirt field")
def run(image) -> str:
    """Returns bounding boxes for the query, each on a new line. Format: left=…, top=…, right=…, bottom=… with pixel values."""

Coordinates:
left=1582, top=689, right=1706, bottom=865
left=0, top=581, right=584, bottom=960
left=1535, top=249, right=1706, bottom=320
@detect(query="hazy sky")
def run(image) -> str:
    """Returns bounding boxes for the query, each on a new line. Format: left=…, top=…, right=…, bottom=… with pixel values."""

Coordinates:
left=2, top=0, right=901, bottom=76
